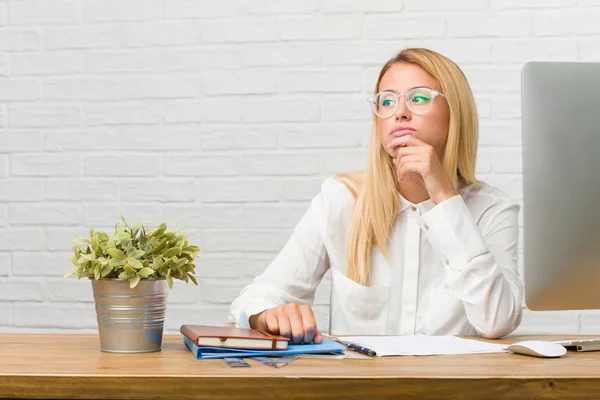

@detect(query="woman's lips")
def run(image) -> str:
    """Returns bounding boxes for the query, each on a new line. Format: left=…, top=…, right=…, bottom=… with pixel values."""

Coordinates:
left=390, top=128, right=415, bottom=138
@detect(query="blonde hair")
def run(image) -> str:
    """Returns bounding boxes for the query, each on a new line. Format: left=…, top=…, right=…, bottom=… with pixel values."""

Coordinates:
left=335, top=48, right=479, bottom=285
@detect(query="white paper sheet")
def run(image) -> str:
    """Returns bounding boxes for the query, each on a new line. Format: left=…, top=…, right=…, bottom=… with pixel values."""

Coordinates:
left=341, top=334, right=509, bottom=356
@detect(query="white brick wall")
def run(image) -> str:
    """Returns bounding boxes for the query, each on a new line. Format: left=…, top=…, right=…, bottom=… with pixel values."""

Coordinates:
left=0, top=1, right=597, bottom=336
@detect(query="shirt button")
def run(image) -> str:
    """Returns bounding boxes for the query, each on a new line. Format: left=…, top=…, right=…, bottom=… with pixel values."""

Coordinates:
left=423, top=224, right=429, bottom=230
left=411, top=206, right=417, bottom=212
left=445, top=259, right=450, bottom=266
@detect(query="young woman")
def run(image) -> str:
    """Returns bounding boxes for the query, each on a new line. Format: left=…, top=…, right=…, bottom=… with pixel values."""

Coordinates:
left=229, top=48, right=523, bottom=344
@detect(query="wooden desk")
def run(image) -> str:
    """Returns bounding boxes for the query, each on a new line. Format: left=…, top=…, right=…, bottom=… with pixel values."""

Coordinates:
left=1, top=334, right=600, bottom=400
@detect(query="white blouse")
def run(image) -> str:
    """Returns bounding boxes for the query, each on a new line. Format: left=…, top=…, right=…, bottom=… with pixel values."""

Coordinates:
left=229, top=177, right=523, bottom=339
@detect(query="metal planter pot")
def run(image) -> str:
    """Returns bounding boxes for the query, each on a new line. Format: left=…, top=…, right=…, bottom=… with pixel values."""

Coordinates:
left=91, top=278, right=169, bottom=353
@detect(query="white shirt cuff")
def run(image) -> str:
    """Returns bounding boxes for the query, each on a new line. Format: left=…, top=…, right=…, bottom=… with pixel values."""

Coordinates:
left=233, top=299, right=279, bottom=329
left=420, top=194, right=488, bottom=270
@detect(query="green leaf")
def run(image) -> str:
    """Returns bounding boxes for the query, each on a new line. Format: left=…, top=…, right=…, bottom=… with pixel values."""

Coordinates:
left=108, top=258, right=125, bottom=268
left=151, top=238, right=167, bottom=255
left=163, top=232, right=175, bottom=241
left=127, top=249, right=146, bottom=259
left=122, top=245, right=135, bottom=255
left=174, top=237, right=186, bottom=248
left=138, top=267, right=155, bottom=278
left=162, top=247, right=181, bottom=258
left=149, top=223, right=167, bottom=238
left=113, top=230, right=131, bottom=242
left=98, top=257, right=108, bottom=266
left=166, top=274, right=173, bottom=289
left=72, top=237, right=90, bottom=248
left=188, top=274, right=198, bottom=285
left=187, top=263, right=196, bottom=274
left=173, top=257, right=187, bottom=269
left=80, top=253, right=96, bottom=261
left=152, top=257, right=163, bottom=271
left=162, top=257, right=174, bottom=269
left=129, top=275, right=141, bottom=289
left=91, top=234, right=100, bottom=253
left=107, top=248, right=126, bottom=260
left=119, top=214, right=130, bottom=228
left=100, top=266, right=112, bottom=278
left=132, top=221, right=145, bottom=235
left=124, top=264, right=136, bottom=275
left=127, top=257, right=143, bottom=270
left=63, top=264, right=79, bottom=278
left=118, top=271, right=133, bottom=280
left=97, top=231, right=110, bottom=242
left=182, top=245, right=200, bottom=254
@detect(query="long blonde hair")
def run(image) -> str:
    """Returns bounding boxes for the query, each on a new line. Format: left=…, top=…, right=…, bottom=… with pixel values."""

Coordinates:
left=336, top=48, right=479, bottom=285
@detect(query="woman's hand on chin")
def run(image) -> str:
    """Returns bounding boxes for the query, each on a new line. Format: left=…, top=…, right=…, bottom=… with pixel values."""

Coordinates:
left=388, top=134, right=457, bottom=205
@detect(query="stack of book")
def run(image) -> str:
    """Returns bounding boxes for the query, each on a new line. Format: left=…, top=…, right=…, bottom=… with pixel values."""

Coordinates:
left=180, top=325, right=345, bottom=359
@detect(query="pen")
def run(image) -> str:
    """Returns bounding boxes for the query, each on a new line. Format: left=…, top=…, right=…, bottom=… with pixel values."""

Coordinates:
left=345, top=341, right=377, bottom=357
left=325, top=335, right=377, bottom=357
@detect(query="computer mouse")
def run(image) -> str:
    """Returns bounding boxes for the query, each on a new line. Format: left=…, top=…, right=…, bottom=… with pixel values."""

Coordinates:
left=507, top=340, right=567, bottom=358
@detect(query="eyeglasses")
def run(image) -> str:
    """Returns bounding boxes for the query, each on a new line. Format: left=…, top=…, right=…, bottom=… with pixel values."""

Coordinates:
left=367, top=87, right=446, bottom=118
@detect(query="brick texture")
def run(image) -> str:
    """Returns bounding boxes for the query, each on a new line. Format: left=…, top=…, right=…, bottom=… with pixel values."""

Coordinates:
left=0, top=1, right=592, bottom=335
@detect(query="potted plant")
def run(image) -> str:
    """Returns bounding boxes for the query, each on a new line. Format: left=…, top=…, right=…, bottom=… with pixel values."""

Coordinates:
left=64, top=217, right=200, bottom=353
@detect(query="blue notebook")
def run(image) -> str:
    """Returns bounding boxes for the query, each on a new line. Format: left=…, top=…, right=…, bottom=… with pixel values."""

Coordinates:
left=183, top=335, right=345, bottom=359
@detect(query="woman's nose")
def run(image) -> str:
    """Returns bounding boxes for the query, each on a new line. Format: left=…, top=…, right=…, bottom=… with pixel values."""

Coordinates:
left=394, top=99, right=412, bottom=120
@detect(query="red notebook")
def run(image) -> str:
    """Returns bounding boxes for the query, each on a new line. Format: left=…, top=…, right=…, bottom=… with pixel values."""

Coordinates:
left=180, top=325, right=290, bottom=350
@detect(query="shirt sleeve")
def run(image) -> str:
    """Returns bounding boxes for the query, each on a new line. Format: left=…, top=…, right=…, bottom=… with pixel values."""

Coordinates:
left=228, top=183, right=331, bottom=328
left=419, top=193, right=523, bottom=339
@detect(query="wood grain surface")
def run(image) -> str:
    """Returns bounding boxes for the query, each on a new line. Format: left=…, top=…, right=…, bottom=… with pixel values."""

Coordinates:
left=2, top=334, right=600, bottom=400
